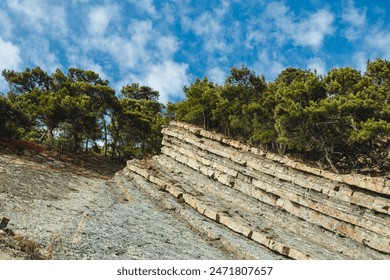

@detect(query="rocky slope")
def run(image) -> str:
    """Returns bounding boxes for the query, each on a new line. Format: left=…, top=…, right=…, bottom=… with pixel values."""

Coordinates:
left=126, top=121, right=389, bottom=259
left=1, top=121, right=389, bottom=259
left=0, top=152, right=271, bottom=259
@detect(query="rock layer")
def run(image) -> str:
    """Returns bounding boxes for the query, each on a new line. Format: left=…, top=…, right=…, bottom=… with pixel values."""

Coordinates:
left=0, top=153, right=245, bottom=259
left=126, top=121, right=390, bottom=259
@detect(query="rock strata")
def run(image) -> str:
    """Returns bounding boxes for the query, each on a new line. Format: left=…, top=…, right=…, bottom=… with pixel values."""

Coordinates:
left=1, top=121, right=389, bottom=259
left=0, top=153, right=244, bottom=259
left=126, top=121, right=390, bottom=259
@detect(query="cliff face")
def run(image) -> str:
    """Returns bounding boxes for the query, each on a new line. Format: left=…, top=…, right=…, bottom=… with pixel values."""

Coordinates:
left=1, top=121, right=389, bottom=260
left=126, top=121, right=390, bottom=259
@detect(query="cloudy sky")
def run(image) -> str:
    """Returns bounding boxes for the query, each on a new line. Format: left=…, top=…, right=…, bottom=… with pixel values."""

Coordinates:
left=0, top=0, right=389, bottom=104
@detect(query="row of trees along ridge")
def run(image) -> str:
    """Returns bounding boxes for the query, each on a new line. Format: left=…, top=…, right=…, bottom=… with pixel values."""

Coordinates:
left=0, top=59, right=389, bottom=173
left=168, top=58, right=389, bottom=174
left=0, top=67, right=167, bottom=159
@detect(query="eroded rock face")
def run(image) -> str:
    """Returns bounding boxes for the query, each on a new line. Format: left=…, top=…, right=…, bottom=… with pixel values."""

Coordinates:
left=1, top=121, right=389, bottom=260
left=0, top=153, right=246, bottom=260
left=126, top=121, right=390, bottom=259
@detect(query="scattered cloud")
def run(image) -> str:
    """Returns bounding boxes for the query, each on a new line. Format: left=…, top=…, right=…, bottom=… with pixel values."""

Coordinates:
left=161, top=2, right=176, bottom=25
left=342, top=0, right=367, bottom=40
left=245, top=29, right=266, bottom=50
left=6, top=0, right=44, bottom=23
left=6, top=0, right=67, bottom=35
left=128, top=0, right=157, bottom=17
left=78, top=19, right=154, bottom=71
left=342, top=0, right=366, bottom=26
left=10, top=33, right=62, bottom=73
left=307, top=57, right=327, bottom=75
left=254, top=49, right=285, bottom=81
left=297, top=10, right=335, bottom=48
left=0, top=0, right=388, bottom=103
left=0, top=37, right=22, bottom=70
left=0, top=10, right=13, bottom=39
left=157, top=36, right=179, bottom=58
left=87, top=5, right=119, bottom=36
left=365, top=30, right=390, bottom=59
left=182, top=1, right=231, bottom=53
left=0, top=37, right=22, bottom=92
left=266, top=2, right=335, bottom=48
left=137, top=61, right=191, bottom=104
left=207, top=67, right=227, bottom=85
left=352, top=51, right=369, bottom=73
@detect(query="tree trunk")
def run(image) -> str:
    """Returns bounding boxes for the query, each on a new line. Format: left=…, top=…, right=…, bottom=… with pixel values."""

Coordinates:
left=324, top=149, right=339, bottom=174
left=110, top=117, right=119, bottom=158
left=276, top=142, right=286, bottom=155
left=103, top=118, right=108, bottom=156
left=202, top=111, right=207, bottom=130
left=45, top=127, right=55, bottom=150
left=73, top=130, right=80, bottom=153
left=46, top=127, right=54, bottom=142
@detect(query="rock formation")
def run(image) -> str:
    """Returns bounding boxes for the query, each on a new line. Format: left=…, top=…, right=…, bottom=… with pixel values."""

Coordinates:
left=1, top=121, right=389, bottom=259
left=125, top=121, right=390, bottom=259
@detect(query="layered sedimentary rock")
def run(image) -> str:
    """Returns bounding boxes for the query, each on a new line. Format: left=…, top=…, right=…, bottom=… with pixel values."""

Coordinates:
left=126, top=121, right=390, bottom=260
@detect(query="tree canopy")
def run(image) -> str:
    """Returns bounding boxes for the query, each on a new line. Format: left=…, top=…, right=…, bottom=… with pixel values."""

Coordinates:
left=1, top=60, right=388, bottom=173
left=1, top=67, right=167, bottom=159
left=170, top=60, right=390, bottom=173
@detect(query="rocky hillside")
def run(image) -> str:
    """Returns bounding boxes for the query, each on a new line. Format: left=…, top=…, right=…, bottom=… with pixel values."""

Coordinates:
left=127, top=121, right=389, bottom=259
left=1, top=121, right=389, bottom=259
left=0, top=152, right=243, bottom=259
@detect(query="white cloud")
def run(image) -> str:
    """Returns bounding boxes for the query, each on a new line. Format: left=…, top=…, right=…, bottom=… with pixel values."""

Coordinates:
left=161, top=2, right=176, bottom=25
left=128, top=0, right=157, bottom=17
left=245, top=29, right=266, bottom=49
left=0, top=79, right=8, bottom=93
left=207, top=67, right=226, bottom=85
left=71, top=0, right=90, bottom=4
left=6, top=0, right=67, bottom=35
left=295, top=10, right=334, bottom=48
left=0, top=37, right=22, bottom=70
left=254, top=49, right=284, bottom=81
left=139, top=61, right=190, bottom=104
left=78, top=19, right=155, bottom=71
left=157, top=36, right=179, bottom=58
left=14, top=35, right=61, bottom=73
left=99, top=35, right=139, bottom=70
left=342, top=0, right=367, bottom=40
left=88, top=5, right=119, bottom=36
left=6, top=0, right=44, bottom=22
left=128, top=19, right=153, bottom=47
left=365, top=30, right=390, bottom=59
left=192, top=13, right=219, bottom=36
left=0, top=10, right=13, bottom=39
left=266, top=2, right=334, bottom=49
left=182, top=1, right=231, bottom=53
left=342, top=0, right=366, bottom=27
left=307, top=57, right=327, bottom=76
left=75, top=8, right=189, bottom=101
left=187, top=13, right=228, bottom=52
left=352, top=51, right=368, bottom=73
left=0, top=37, right=22, bottom=92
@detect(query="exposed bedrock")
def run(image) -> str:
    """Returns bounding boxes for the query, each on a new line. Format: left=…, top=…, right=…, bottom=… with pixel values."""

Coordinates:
left=126, top=121, right=390, bottom=260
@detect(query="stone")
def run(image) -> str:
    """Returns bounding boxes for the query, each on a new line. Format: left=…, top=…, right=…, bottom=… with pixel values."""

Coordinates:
left=0, top=217, right=10, bottom=229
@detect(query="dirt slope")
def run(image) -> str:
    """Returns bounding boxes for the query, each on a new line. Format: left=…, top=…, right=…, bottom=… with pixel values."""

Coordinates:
left=0, top=151, right=242, bottom=259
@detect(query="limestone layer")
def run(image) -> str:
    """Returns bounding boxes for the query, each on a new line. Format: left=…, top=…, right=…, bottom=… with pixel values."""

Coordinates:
left=126, top=121, right=390, bottom=259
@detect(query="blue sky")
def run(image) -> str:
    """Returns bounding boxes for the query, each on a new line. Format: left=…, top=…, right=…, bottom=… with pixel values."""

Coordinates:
left=0, top=0, right=389, bottom=104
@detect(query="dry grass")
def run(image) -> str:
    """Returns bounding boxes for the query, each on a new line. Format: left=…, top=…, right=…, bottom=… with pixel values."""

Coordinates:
left=0, top=139, right=45, bottom=153
left=1, top=227, right=57, bottom=260
left=13, top=235, right=45, bottom=260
